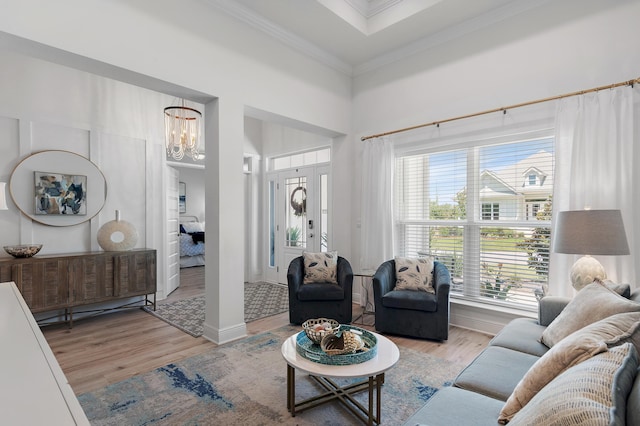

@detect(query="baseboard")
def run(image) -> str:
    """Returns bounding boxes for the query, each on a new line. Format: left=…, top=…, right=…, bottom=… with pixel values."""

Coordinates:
left=202, top=322, right=248, bottom=344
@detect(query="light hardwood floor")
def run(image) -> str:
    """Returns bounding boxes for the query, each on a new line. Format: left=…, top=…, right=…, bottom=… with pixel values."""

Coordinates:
left=42, top=271, right=493, bottom=396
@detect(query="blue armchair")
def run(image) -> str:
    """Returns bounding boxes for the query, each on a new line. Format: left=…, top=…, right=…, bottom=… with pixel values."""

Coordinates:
left=372, top=259, right=451, bottom=340
left=287, top=256, right=354, bottom=325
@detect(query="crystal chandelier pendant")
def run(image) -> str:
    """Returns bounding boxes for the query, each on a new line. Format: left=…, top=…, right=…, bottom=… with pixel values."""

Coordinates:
left=164, top=100, right=202, bottom=161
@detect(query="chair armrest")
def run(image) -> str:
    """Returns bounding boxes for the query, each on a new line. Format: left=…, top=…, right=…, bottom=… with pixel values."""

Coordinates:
left=373, top=260, right=395, bottom=300
left=337, top=257, right=354, bottom=294
left=538, top=296, right=571, bottom=326
left=433, top=261, right=451, bottom=306
left=287, top=256, right=304, bottom=294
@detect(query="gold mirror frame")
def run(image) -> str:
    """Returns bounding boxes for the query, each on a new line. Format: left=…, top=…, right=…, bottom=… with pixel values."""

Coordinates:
left=9, top=150, right=107, bottom=227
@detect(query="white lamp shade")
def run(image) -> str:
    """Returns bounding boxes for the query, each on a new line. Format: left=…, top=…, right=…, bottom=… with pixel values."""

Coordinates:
left=0, top=182, right=8, bottom=210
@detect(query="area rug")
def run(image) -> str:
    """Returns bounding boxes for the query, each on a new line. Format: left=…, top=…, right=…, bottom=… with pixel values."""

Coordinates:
left=142, top=282, right=289, bottom=337
left=78, top=324, right=464, bottom=425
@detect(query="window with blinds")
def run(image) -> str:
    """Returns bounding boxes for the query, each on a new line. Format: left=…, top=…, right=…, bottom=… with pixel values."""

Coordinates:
left=395, top=136, right=554, bottom=310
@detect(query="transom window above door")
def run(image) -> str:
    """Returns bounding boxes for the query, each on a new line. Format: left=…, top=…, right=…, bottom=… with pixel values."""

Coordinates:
left=270, top=148, right=330, bottom=171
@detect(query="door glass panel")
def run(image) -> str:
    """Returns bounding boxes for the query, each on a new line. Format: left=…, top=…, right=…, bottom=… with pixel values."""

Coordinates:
left=285, top=176, right=307, bottom=248
left=320, top=173, right=328, bottom=252
left=269, top=180, right=275, bottom=267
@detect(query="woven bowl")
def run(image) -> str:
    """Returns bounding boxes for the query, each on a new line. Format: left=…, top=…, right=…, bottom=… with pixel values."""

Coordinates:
left=302, top=318, right=340, bottom=344
left=4, top=244, right=43, bottom=258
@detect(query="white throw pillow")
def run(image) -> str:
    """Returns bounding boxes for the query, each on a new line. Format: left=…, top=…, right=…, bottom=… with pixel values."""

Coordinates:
left=540, top=282, right=640, bottom=348
left=508, top=343, right=638, bottom=426
left=303, top=251, right=338, bottom=284
left=181, top=221, right=204, bottom=233
left=394, top=256, right=435, bottom=293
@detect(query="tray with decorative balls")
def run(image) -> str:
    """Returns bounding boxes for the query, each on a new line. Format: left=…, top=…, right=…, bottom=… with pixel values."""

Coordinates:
left=296, top=323, right=378, bottom=365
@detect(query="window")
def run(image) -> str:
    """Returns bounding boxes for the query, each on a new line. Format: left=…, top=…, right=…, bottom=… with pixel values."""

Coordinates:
left=271, top=148, right=330, bottom=171
left=395, top=137, right=554, bottom=310
left=482, top=203, right=499, bottom=220
left=528, top=174, right=537, bottom=186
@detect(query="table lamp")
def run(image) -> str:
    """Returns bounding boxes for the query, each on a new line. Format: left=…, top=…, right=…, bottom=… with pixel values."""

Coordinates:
left=553, top=209, right=630, bottom=291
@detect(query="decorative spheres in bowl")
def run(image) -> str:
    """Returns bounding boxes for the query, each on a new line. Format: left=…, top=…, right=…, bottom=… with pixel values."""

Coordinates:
left=302, top=318, right=340, bottom=345
left=3, top=244, right=43, bottom=258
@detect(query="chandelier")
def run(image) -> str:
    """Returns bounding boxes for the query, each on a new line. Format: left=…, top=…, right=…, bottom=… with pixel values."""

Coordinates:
left=164, top=100, right=202, bottom=161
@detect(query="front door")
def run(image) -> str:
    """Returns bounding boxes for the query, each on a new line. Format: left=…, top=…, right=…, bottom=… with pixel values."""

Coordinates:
left=266, top=165, right=330, bottom=284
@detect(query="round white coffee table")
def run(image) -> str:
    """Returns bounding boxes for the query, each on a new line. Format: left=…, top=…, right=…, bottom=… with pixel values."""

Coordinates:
left=281, top=330, right=399, bottom=425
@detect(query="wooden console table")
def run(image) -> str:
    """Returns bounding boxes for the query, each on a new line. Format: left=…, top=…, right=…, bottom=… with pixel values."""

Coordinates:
left=0, top=249, right=156, bottom=326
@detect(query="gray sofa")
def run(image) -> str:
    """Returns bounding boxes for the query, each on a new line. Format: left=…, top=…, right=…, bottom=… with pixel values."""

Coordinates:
left=403, top=286, right=640, bottom=425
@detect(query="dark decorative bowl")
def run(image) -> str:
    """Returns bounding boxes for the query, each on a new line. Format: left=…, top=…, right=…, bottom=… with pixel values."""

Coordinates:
left=4, top=244, right=43, bottom=258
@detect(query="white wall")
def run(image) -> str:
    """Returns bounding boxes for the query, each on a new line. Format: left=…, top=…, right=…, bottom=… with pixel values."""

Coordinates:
left=0, top=51, right=167, bottom=257
left=0, top=0, right=353, bottom=344
left=351, top=0, right=640, bottom=333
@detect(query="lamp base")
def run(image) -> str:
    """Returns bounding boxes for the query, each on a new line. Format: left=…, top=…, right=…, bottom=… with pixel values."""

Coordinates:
left=570, top=255, right=606, bottom=291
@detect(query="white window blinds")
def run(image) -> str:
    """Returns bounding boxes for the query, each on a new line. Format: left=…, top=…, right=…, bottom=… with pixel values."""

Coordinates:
left=395, top=137, right=554, bottom=309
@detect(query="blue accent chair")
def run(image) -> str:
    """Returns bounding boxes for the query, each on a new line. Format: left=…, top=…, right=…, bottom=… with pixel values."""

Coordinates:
left=372, top=260, right=451, bottom=340
left=287, top=256, right=353, bottom=325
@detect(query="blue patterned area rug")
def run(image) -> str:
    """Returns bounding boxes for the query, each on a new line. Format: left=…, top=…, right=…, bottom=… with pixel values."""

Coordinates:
left=142, top=282, right=289, bottom=337
left=78, top=325, right=465, bottom=425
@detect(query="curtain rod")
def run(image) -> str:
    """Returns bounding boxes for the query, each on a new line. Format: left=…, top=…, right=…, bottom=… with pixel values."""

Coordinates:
left=360, top=77, right=640, bottom=141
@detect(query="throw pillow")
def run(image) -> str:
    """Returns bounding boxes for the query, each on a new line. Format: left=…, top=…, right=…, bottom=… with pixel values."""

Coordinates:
left=498, top=311, right=640, bottom=423
left=540, top=282, right=640, bottom=348
left=303, top=251, right=338, bottom=284
left=394, top=257, right=435, bottom=293
left=508, top=343, right=638, bottom=426
left=181, top=221, right=204, bottom=233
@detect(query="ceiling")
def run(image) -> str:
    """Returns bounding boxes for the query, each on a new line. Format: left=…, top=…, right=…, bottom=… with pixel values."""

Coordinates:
left=206, top=0, right=551, bottom=75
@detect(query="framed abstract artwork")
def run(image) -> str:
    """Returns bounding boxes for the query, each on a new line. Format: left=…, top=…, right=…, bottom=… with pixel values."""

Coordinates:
left=34, top=171, right=87, bottom=215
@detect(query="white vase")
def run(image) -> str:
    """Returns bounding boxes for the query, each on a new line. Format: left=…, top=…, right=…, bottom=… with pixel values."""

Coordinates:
left=97, top=210, right=138, bottom=251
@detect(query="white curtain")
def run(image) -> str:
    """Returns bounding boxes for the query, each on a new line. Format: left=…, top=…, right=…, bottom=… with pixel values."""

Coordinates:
left=360, top=136, right=395, bottom=273
left=550, top=85, right=639, bottom=297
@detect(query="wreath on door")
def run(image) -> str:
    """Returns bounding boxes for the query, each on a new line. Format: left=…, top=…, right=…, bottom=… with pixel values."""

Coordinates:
left=290, top=186, right=307, bottom=217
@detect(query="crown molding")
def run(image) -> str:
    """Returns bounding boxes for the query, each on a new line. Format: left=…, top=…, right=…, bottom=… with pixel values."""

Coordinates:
left=354, top=0, right=552, bottom=76
left=205, top=0, right=551, bottom=78
left=205, top=0, right=353, bottom=76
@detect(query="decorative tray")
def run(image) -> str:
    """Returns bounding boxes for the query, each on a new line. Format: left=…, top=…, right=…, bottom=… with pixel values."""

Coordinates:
left=296, top=325, right=377, bottom=365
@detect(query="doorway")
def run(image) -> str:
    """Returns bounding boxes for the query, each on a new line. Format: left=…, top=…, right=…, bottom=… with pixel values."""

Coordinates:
left=266, top=163, right=330, bottom=284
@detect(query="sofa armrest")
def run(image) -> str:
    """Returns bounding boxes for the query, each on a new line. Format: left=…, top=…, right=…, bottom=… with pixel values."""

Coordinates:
left=538, top=296, right=571, bottom=326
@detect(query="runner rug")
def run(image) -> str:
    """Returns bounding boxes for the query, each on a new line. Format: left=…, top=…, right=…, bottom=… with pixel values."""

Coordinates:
left=142, top=282, right=289, bottom=337
left=78, top=324, right=465, bottom=425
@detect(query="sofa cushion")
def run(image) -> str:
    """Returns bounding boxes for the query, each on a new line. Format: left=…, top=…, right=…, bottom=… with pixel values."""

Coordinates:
left=381, top=289, right=437, bottom=312
left=509, top=343, right=638, bottom=426
left=541, top=282, right=640, bottom=348
left=453, top=346, right=539, bottom=401
left=499, top=311, right=640, bottom=423
left=302, top=251, right=338, bottom=284
left=489, top=318, right=549, bottom=357
left=394, top=256, right=435, bottom=293
left=402, top=386, right=504, bottom=426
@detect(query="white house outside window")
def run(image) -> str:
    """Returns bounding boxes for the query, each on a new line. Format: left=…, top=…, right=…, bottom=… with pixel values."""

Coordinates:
left=395, top=137, right=554, bottom=310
